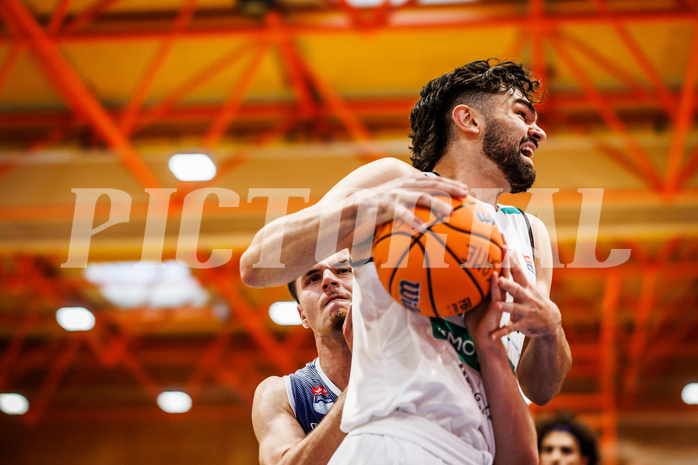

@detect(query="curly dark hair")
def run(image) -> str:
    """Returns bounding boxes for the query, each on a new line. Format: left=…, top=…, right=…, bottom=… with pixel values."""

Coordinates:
left=409, top=59, right=545, bottom=172
left=536, top=412, right=600, bottom=465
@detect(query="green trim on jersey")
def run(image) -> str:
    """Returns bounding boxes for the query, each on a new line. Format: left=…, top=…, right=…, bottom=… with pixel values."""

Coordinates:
left=499, top=206, right=521, bottom=214
left=430, top=317, right=516, bottom=373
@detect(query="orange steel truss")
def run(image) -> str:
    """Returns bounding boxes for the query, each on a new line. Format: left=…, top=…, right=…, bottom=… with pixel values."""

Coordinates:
left=1, top=2, right=698, bottom=464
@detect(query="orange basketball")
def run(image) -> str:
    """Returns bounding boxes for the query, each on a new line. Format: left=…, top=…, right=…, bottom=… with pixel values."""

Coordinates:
left=372, top=195, right=504, bottom=318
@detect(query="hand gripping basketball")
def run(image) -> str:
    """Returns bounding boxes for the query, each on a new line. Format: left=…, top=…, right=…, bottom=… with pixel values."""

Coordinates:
left=372, top=195, right=504, bottom=318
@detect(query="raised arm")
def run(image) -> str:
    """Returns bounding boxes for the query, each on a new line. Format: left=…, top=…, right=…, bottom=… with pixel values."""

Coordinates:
left=252, top=376, right=347, bottom=465
left=490, top=214, right=572, bottom=405
left=240, top=158, right=468, bottom=288
left=465, top=271, right=538, bottom=465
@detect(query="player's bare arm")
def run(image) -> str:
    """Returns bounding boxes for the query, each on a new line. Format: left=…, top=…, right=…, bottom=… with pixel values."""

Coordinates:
left=252, top=376, right=348, bottom=465
left=240, top=157, right=468, bottom=288
left=490, top=214, right=572, bottom=405
left=465, top=272, right=538, bottom=465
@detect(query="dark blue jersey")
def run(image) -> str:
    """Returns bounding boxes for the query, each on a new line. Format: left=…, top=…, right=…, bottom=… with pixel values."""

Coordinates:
left=284, top=358, right=340, bottom=435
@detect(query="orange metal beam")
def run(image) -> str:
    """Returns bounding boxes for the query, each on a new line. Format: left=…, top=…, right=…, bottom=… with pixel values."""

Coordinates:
left=287, top=40, right=386, bottom=163
left=203, top=41, right=271, bottom=149
left=202, top=268, right=297, bottom=374
left=47, top=0, right=74, bottom=35
left=0, top=7, right=693, bottom=47
left=268, top=12, right=316, bottom=118
left=119, top=0, right=199, bottom=136
left=24, top=338, right=80, bottom=425
left=553, top=30, right=650, bottom=99
left=677, top=142, right=698, bottom=187
left=175, top=118, right=296, bottom=201
left=591, top=0, right=678, bottom=119
left=0, top=0, right=162, bottom=188
left=665, top=20, right=698, bottom=192
left=0, top=312, right=39, bottom=390
left=528, top=0, right=548, bottom=87
left=135, top=42, right=252, bottom=133
left=550, top=38, right=664, bottom=191
left=61, top=0, right=125, bottom=34
left=621, top=270, right=659, bottom=405
left=599, top=272, right=620, bottom=465
left=0, top=42, right=21, bottom=96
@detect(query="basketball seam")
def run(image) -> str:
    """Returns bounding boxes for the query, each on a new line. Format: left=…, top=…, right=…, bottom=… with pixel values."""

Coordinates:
left=422, top=228, right=486, bottom=303
left=432, top=222, right=504, bottom=251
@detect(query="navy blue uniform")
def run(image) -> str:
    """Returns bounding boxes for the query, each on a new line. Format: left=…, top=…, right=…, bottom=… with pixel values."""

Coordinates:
left=284, top=358, right=340, bottom=434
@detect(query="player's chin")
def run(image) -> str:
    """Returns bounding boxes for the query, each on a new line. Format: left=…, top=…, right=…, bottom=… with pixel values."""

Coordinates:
left=329, top=309, right=348, bottom=332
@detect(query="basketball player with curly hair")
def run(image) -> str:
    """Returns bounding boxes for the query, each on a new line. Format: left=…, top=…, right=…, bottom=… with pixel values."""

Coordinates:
left=242, top=59, right=571, bottom=465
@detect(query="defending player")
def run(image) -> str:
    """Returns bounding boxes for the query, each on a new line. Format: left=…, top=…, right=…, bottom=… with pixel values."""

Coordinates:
left=242, top=59, right=571, bottom=464
left=251, top=251, right=352, bottom=465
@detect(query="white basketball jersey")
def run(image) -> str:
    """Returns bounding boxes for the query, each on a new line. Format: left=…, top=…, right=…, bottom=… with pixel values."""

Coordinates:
left=341, top=198, right=537, bottom=459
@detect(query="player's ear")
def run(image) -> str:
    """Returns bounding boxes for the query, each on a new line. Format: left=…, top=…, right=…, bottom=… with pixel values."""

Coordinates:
left=297, top=305, right=310, bottom=329
left=452, top=104, right=482, bottom=136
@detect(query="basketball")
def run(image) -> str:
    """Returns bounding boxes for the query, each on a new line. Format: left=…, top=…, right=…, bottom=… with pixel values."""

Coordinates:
left=372, top=195, right=504, bottom=318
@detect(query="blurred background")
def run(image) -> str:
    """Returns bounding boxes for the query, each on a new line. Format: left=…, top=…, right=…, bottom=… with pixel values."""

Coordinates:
left=1, top=0, right=697, bottom=464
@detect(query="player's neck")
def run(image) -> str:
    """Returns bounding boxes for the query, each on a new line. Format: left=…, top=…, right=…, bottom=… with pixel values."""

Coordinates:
left=315, top=333, right=351, bottom=391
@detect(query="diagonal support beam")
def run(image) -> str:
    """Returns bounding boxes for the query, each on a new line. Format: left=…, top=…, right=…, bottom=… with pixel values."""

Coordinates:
left=528, top=0, right=549, bottom=86
left=203, top=41, right=270, bottom=149
left=119, top=0, right=199, bottom=135
left=599, top=271, right=620, bottom=465
left=550, top=38, right=664, bottom=191
left=61, top=0, right=125, bottom=34
left=135, top=41, right=252, bottom=133
left=0, top=312, right=40, bottom=390
left=0, top=0, right=161, bottom=188
left=0, top=42, right=22, bottom=96
left=283, top=39, right=387, bottom=163
left=47, top=0, right=74, bottom=35
left=665, top=19, right=698, bottom=192
left=202, top=268, right=297, bottom=374
left=621, top=270, right=659, bottom=405
left=267, top=12, right=316, bottom=118
left=24, top=338, right=80, bottom=425
left=553, top=30, right=651, bottom=99
left=591, top=0, right=678, bottom=119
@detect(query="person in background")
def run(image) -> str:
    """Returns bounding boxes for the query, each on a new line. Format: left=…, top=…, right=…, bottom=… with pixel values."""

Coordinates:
left=537, top=412, right=600, bottom=465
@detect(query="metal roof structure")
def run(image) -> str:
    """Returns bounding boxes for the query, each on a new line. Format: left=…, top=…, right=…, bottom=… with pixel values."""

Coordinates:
left=1, top=1, right=698, bottom=464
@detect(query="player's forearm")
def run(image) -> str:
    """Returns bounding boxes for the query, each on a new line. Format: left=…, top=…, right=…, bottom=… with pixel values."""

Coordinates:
left=240, top=198, right=363, bottom=288
left=517, top=325, right=571, bottom=406
left=477, top=345, right=538, bottom=465
left=278, top=392, right=347, bottom=465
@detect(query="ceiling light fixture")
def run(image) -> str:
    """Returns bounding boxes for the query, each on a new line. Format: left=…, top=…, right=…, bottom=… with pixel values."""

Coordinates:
left=56, top=307, right=96, bottom=331
left=157, top=391, right=192, bottom=413
left=269, top=301, right=302, bottom=326
left=168, top=153, right=217, bottom=182
left=681, top=383, right=698, bottom=405
left=0, top=393, right=29, bottom=415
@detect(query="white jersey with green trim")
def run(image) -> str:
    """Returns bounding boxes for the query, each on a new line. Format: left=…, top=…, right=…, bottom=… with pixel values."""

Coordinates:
left=340, top=198, right=536, bottom=461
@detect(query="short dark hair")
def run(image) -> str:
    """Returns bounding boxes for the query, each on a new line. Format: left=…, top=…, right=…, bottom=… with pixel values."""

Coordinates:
left=409, top=59, right=545, bottom=172
left=287, top=280, right=299, bottom=303
left=536, top=412, right=600, bottom=465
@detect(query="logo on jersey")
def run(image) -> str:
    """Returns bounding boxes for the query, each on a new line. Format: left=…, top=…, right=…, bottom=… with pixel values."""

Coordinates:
left=311, top=385, right=334, bottom=414
left=522, top=253, right=535, bottom=275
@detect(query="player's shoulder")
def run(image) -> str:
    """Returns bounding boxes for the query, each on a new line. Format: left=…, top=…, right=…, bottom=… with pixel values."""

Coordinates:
left=351, top=157, right=420, bottom=182
left=254, top=375, right=287, bottom=403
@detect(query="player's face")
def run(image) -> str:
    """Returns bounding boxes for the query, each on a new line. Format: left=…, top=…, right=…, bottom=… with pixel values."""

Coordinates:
left=482, top=90, right=546, bottom=194
left=539, top=431, right=589, bottom=465
left=295, top=250, right=353, bottom=334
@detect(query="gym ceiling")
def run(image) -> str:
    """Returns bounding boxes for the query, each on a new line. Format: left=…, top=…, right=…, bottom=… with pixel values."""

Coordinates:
left=1, top=1, right=697, bottom=463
